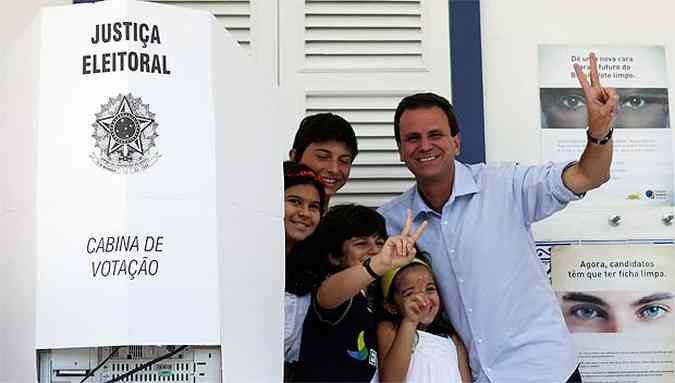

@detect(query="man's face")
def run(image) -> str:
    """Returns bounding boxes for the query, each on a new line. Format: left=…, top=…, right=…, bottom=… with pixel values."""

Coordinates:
left=295, top=141, right=353, bottom=198
left=557, top=291, right=674, bottom=334
left=398, top=106, right=459, bottom=183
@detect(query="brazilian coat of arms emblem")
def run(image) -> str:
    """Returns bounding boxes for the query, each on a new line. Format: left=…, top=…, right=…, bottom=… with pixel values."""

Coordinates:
left=90, top=93, right=160, bottom=173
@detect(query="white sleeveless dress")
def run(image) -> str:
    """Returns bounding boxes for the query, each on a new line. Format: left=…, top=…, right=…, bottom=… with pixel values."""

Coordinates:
left=371, top=330, right=463, bottom=383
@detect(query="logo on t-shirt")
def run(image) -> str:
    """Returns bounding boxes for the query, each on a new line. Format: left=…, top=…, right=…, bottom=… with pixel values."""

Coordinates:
left=346, top=330, right=369, bottom=361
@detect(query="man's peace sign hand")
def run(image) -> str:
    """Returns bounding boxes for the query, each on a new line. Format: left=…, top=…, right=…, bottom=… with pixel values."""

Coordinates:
left=574, top=52, right=619, bottom=138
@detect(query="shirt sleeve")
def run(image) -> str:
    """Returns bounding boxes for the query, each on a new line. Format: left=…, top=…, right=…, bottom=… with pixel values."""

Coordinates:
left=514, top=161, right=584, bottom=225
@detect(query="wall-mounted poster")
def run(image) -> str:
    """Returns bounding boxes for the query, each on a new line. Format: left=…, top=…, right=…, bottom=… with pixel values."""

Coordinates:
left=539, top=45, right=671, bottom=207
left=552, top=245, right=674, bottom=382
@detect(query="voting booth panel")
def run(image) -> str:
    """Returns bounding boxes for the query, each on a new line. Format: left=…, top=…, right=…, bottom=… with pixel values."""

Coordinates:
left=1, top=1, right=285, bottom=382
left=0, top=11, right=43, bottom=383
left=35, top=0, right=222, bottom=348
left=210, top=12, right=286, bottom=382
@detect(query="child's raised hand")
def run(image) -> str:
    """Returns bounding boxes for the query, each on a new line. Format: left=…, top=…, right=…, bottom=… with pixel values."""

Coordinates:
left=399, top=208, right=427, bottom=243
left=371, top=209, right=427, bottom=275
left=400, top=293, right=430, bottom=325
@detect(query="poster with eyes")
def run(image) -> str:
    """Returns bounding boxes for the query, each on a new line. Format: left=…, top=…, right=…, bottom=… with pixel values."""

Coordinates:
left=539, top=45, right=672, bottom=207
left=552, top=244, right=674, bottom=382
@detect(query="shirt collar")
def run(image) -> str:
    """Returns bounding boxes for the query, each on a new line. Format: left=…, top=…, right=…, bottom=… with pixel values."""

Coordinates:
left=411, top=160, right=480, bottom=218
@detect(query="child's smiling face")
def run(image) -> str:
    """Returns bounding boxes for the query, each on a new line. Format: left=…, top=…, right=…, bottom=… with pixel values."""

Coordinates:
left=284, top=184, right=321, bottom=246
left=339, top=235, right=385, bottom=268
left=392, top=265, right=441, bottom=327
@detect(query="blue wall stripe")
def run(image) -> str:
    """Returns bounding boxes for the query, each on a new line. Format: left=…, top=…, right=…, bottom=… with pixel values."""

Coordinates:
left=449, top=0, right=486, bottom=164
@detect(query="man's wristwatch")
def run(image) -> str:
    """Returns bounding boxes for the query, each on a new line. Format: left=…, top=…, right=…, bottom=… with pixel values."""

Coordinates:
left=362, top=258, right=381, bottom=279
left=587, top=127, right=614, bottom=145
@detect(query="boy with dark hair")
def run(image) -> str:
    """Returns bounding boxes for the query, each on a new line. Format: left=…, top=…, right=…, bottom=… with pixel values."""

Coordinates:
left=294, top=204, right=426, bottom=383
left=289, top=113, right=358, bottom=200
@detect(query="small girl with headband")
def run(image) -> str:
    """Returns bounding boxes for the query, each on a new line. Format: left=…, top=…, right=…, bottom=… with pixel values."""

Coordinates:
left=373, top=254, right=472, bottom=383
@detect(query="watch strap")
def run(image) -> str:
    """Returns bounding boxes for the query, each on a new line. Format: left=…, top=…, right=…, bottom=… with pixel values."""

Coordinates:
left=587, top=127, right=614, bottom=145
left=363, top=258, right=381, bottom=279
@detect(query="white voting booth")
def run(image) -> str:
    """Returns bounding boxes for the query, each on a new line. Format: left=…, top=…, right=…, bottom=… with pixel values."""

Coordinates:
left=0, top=1, right=286, bottom=382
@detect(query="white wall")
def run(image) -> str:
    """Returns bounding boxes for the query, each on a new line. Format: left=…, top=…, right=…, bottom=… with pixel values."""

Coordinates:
left=481, top=0, right=675, bottom=241
left=0, top=0, right=68, bottom=60
left=482, top=0, right=675, bottom=164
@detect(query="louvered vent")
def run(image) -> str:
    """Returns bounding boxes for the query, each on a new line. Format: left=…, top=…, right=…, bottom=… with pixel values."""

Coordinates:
left=306, top=92, right=416, bottom=208
left=152, top=0, right=251, bottom=54
left=304, top=0, right=424, bottom=70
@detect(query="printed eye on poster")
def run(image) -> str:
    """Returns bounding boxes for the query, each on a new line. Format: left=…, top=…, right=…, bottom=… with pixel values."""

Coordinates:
left=539, top=45, right=672, bottom=207
left=552, top=245, right=675, bottom=382
left=1, top=0, right=285, bottom=381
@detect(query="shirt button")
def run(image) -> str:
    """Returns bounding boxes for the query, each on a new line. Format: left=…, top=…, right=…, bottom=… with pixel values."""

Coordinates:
left=443, top=220, right=448, bottom=225
left=477, top=338, right=483, bottom=344
left=450, top=249, right=455, bottom=254
left=487, top=368, right=492, bottom=373
left=467, top=308, right=472, bottom=313
left=458, top=278, right=464, bottom=283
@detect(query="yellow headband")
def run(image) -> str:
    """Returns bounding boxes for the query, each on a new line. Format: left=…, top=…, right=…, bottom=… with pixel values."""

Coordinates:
left=380, top=258, right=431, bottom=300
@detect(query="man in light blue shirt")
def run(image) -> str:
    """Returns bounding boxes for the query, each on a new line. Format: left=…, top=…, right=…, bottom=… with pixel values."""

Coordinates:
left=378, top=54, right=616, bottom=382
